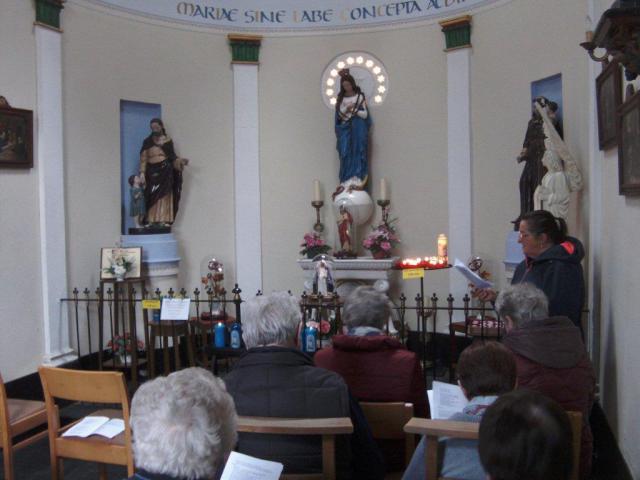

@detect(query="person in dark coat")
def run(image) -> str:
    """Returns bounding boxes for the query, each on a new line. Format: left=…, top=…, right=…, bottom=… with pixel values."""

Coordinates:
left=496, top=283, right=596, bottom=480
left=475, top=209, right=585, bottom=330
left=224, top=291, right=384, bottom=480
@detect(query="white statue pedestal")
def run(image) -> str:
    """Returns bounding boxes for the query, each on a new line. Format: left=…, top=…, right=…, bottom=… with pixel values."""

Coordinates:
left=297, top=257, right=398, bottom=297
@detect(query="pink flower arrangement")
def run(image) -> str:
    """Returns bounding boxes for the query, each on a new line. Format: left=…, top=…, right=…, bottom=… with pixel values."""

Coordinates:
left=108, top=332, right=144, bottom=354
left=363, top=220, right=400, bottom=259
left=300, top=232, right=331, bottom=259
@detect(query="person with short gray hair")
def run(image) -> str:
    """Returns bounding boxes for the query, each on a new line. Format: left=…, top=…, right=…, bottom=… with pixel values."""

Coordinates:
left=341, top=285, right=392, bottom=332
left=128, top=367, right=237, bottom=480
left=315, top=286, right=428, bottom=471
left=241, top=291, right=301, bottom=348
left=496, top=283, right=595, bottom=479
left=224, top=291, right=384, bottom=479
left=495, top=282, right=549, bottom=328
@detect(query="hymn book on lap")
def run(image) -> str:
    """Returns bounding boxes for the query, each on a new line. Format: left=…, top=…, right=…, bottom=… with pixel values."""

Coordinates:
left=62, top=416, right=125, bottom=439
left=428, top=381, right=469, bottom=420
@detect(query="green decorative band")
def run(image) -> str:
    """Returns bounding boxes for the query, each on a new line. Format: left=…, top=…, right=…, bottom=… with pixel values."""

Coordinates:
left=439, top=15, right=472, bottom=50
left=228, top=34, right=262, bottom=64
left=35, top=0, right=64, bottom=30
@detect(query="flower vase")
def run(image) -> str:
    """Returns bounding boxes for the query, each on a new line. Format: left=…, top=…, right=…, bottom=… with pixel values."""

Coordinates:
left=372, top=250, right=391, bottom=259
left=115, top=273, right=125, bottom=282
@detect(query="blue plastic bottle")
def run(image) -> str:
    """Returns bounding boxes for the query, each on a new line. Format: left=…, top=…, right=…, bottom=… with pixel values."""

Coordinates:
left=230, top=322, right=242, bottom=349
left=304, top=325, right=317, bottom=353
left=214, top=321, right=226, bottom=348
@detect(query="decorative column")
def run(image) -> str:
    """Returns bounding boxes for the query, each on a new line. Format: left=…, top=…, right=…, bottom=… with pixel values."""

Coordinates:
left=34, top=0, right=75, bottom=365
left=440, top=16, right=473, bottom=300
left=229, top=35, right=263, bottom=296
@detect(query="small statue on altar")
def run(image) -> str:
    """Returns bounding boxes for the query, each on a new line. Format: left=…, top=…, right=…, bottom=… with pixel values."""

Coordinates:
left=333, top=69, right=372, bottom=198
left=313, top=258, right=335, bottom=295
left=336, top=204, right=355, bottom=256
left=128, top=174, right=146, bottom=228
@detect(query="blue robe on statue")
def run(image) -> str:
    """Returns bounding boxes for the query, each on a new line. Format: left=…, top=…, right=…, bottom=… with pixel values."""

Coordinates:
left=335, top=94, right=372, bottom=184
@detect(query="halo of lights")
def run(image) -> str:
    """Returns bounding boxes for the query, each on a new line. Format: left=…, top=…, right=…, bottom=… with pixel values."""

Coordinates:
left=321, top=52, right=389, bottom=110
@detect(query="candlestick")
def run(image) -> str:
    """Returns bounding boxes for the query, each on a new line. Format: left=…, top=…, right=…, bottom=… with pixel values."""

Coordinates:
left=380, top=178, right=388, bottom=201
left=313, top=179, right=322, bottom=202
left=312, top=200, right=324, bottom=233
left=376, top=199, right=390, bottom=225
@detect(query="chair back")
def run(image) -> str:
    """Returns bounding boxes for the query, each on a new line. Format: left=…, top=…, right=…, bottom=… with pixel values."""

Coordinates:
left=404, top=418, right=479, bottom=480
left=236, top=416, right=353, bottom=480
left=38, top=366, right=133, bottom=477
left=360, top=402, right=415, bottom=466
left=566, top=411, right=582, bottom=480
left=0, top=372, right=9, bottom=437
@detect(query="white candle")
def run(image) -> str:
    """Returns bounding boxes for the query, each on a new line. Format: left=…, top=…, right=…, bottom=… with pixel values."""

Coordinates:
left=313, top=179, right=321, bottom=202
left=437, top=234, right=448, bottom=261
left=380, top=178, right=388, bottom=201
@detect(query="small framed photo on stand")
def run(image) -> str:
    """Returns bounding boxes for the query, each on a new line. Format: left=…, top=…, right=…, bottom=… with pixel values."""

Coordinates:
left=100, top=247, right=143, bottom=281
left=596, top=60, right=622, bottom=150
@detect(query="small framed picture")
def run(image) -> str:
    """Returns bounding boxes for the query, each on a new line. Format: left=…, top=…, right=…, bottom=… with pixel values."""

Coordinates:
left=596, top=61, right=622, bottom=150
left=617, top=92, right=640, bottom=196
left=0, top=106, right=33, bottom=168
left=100, top=247, right=143, bottom=280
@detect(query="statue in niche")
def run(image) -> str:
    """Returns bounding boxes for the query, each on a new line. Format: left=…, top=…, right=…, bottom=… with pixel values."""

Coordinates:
left=139, top=118, right=189, bottom=227
left=533, top=99, right=583, bottom=221
left=514, top=97, right=562, bottom=226
left=333, top=69, right=372, bottom=198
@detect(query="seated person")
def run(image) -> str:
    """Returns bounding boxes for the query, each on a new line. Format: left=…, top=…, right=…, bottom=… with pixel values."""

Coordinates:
left=402, top=341, right=517, bottom=480
left=479, top=389, right=574, bottom=480
left=128, top=367, right=237, bottom=480
left=496, top=283, right=595, bottom=479
left=224, top=291, right=383, bottom=479
left=314, top=286, right=428, bottom=417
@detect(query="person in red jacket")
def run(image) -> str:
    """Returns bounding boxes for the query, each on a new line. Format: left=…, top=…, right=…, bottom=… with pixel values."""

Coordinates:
left=314, top=286, right=427, bottom=472
left=496, top=283, right=596, bottom=480
left=315, top=286, right=428, bottom=417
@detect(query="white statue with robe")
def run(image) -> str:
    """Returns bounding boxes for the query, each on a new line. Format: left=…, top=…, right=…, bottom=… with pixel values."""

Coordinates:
left=533, top=98, right=583, bottom=221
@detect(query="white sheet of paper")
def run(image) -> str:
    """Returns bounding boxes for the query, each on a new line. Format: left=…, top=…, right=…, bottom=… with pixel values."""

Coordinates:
left=62, top=416, right=109, bottom=438
left=432, top=381, right=469, bottom=420
left=220, top=451, right=283, bottom=480
left=92, top=418, right=125, bottom=438
left=453, top=258, right=494, bottom=289
left=427, top=390, right=436, bottom=419
left=160, top=298, right=191, bottom=321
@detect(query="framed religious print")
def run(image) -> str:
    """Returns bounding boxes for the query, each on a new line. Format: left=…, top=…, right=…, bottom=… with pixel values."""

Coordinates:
left=100, top=247, right=143, bottom=280
left=0, top=106, right=33, bottom=168
left=618, top=92, right=640, bottom=196
left=596, top=61, right=622, bottom=150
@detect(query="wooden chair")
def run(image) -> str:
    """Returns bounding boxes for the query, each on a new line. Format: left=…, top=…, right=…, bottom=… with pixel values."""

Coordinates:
left=359, top=402, right=416, bottom=471
left=38, top=366, right=134, bottom=480
left=0, top=372, right=49, bottom=480
left=566, top=411, right=582, bottom=480
left=235, top=416, right=353, bottom=480
left=404, top=412, right=583, bottom=480
left=404, top=418, right=479, bottom=480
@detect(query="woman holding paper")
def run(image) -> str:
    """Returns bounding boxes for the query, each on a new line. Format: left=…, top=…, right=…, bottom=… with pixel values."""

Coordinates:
left=474, top=210, right=585, bottom=329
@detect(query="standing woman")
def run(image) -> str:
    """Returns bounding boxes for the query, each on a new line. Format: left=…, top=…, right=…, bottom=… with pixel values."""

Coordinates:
left=335, top=69, right=372, bottom=189
left=475, top=210, right=585, bottom=329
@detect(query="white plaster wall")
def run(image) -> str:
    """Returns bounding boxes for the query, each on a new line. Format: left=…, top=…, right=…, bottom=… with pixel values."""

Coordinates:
left=471, top=0, right=591, bottom=290
left=0, top=0, right=45, bottom=381
left=259, top=25, right=449, bottom=299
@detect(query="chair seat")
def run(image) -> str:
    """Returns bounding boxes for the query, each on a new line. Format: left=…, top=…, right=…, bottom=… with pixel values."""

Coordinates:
left=7, top=398, right=47, bottom=424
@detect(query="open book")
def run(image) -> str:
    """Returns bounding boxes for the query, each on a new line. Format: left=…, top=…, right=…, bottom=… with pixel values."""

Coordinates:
left=427, top=381, right=469, bottom=420
left=220, top=451, right=283, bottom=480
left=62, top=416, right=125, bottom=439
